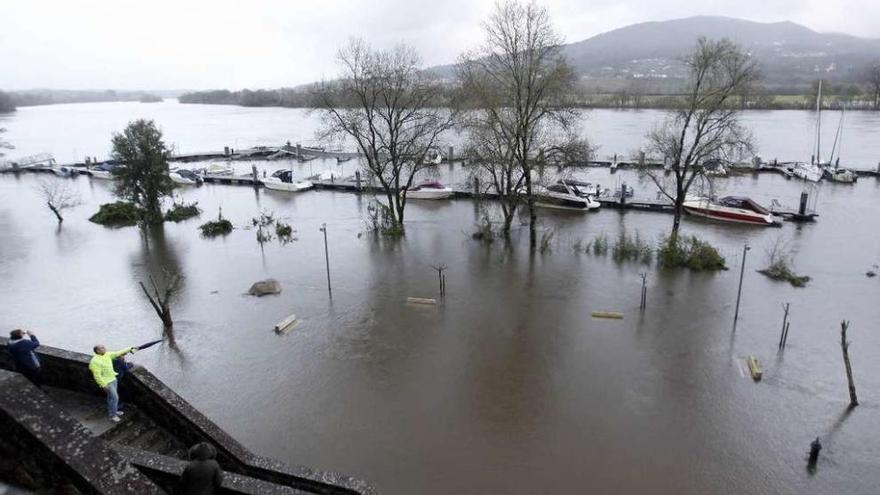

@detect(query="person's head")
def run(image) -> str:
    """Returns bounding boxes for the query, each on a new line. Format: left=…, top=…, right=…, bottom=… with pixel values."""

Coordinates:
left=10, top=329, right=24, bottom=339
left=189, top=442, right=216, bottom=461
left=93, top=345, right=106, bottom=355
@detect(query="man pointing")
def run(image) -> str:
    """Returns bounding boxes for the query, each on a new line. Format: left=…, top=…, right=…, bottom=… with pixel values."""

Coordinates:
left=89, top=344, right=138, bottom=422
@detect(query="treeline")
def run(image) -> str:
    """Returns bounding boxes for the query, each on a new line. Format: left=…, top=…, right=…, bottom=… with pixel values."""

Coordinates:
left=0, top=89, right=164, bottom=109
left=0, top=90, right=14, bottom=113
left=178, top=88, right=322, bottom=107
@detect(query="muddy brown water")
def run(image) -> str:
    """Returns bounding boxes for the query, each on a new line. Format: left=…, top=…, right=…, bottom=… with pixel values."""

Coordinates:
left=1, top=102, right=879, bottom=494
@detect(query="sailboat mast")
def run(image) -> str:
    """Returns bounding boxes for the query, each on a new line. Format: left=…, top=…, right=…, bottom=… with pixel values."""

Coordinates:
left=815, top=80, right=822, bottom=165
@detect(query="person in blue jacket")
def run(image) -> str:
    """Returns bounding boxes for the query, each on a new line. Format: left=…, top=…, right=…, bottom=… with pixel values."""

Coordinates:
left=8, top=329, right=43, bottom=389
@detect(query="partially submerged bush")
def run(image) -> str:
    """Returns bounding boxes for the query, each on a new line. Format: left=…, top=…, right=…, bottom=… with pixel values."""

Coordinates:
left=758, top=238, right=810, bottom=287
left=164, top=201, right=201, bottom=222
left=471, top=216, right=496, bottom=244
left=365, top=200, right=403, bottom=237
left=612, top=231, right=653, bottom=264
left=199, top=219, right=233, bottom=237
left=658, top=235, right=726, bottom=271
left=275, top=221, right=296, bottom=244
left=592, top=233, right=609, bottom=256
left=89, top=202, right=143, bottom=227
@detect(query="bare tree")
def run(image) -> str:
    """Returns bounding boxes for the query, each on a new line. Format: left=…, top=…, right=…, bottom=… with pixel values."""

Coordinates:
left=840, top=320, right=858, bottom=407
left=865, top=62, right=880, bottom=111
left=37, top=179, right=82, bottom=223
left=139, top=270, right=182, bottom=329
left=315, top=39, right=455, bottom=236
left=644, top=37, right=759, bottom=239
left=459, top=0, right=586, bottom=248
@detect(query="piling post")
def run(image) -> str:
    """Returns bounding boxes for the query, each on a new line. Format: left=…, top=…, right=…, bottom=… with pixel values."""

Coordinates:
left=252, top=165, right=259, bottom=186
left=224, top=146, right=230, bottom=156
left=355, top=170, right=362, bottom=192
left=448, top=146, right=454, bottom=162
left=840, top=320, right=858, bottom=407
left=798, top=192, right=809, bottom=216
left=319, top=223, right=331, bottom=297
left=778, top=303, right=790, bottom=350
left=639, top=273, right=647, bottom=311
left=620, top=183, right=627, bottom=205
left=473, top=177, right=480, bottom=198
left=638, top=151, right=645, bottom=167
left=296, top=143, right=302, bottom=160
left=808, top=437, right=821, bottom=470
left=733, top=242, right=750, bottom=328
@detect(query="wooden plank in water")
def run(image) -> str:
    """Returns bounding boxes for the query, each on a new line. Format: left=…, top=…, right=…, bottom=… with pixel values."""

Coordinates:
left=591, top=311, right=624, bottom=319
left=274, top=313, right=298, bottom=334
left=406, top=297, right=437, bottom=305
left=747, top=356, right=763, bottom=381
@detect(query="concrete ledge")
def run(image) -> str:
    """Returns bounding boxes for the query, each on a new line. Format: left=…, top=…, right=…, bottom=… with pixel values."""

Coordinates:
left=0, top=370, right=164, bottom=494
left=0, top=338, right=375, bottom=494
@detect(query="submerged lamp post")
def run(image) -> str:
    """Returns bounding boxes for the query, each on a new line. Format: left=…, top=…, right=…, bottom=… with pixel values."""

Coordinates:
left=320, top=223, right=331, bottom=296
left=733, top=241, right=750, bottom=327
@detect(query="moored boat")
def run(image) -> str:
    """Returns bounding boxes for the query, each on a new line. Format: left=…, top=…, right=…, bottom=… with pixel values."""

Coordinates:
left=262, top=169, right=314, bottom=192
left=405, top=181, right=454, bottom=200
left=683, top=196, right=781, bottom=226
left=534, top=181, right=600, bottom=211
left=168, top=169, right=200, bottom=185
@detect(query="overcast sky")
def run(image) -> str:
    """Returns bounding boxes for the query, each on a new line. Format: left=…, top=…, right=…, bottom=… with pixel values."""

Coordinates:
left=2, top=0, right=879, bottom=91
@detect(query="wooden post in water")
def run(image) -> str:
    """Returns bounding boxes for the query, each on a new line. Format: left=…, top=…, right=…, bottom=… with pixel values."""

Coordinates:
left=355, top=170, right=362, bottom=192
left=448, top=146, right=454, bottom=162
left=473, top=177, right=480, bottom=198
left=639, top=273, right=647, bottom=311
left=620, top=183, right=627, bottom=205
left=778, top=303, right=790, bottom=350
left=320, top=223, right=331, bottom=297
left=733, top=242, right=750, bottom=328
left=840, top=320, right=858, bottom=407
left=252, top=165, right=259, bottom=187
left=798, top=191, right=809, bottom=216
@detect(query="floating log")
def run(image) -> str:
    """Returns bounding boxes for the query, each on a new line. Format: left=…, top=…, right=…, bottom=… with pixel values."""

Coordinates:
left=747, top=356, right=763, bottom=381
left=406, top=297, right=437, bottom=305
left=273, top=313, right=298, bottom=334
left=591, top=311, right=623, bottom=319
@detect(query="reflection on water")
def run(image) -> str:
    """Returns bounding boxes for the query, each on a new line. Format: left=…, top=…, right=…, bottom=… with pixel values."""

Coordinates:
left=1, top=104, right=880, bottom=494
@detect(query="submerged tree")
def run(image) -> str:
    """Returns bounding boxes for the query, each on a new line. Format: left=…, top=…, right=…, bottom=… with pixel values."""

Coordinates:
left=139, top=270, right=182, bottom=329
left=459, top=0, right=586, bottom=247
left=645, top=37, right=760, bottom=239
left=111, top=119, right=175, bottom=224
left=316, top=39, right=455, bottom=236
left=37, top=179, right=82, bottom=223
left=865, top=62, right=880, bottom=111
left=840, top=320, right=859, bottom=407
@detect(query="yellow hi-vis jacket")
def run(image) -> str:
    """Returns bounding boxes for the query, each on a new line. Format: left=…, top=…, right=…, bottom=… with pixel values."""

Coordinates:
left=89, top=347, right=133, bottom=389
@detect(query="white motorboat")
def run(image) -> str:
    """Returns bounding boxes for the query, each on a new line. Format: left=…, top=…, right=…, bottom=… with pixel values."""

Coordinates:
left=169, top=170, right=197, bottom=185
left=534, top=181, right=600, bottom=211
left=683, top=196, right=781, bottom=226
left=825, top=167, right=857, bottom=183
left=262, top=170, right=314, bottom=192
left=52, top=166, right=76, bottom=177
left=89, top=168, right=115, bottom=180
left=405, top=181, right=454, bottom=200
left=203, top=163, right=235, bottom=176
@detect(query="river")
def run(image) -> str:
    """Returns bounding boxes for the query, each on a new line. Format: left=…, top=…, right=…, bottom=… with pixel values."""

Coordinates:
left=1, top=101, right=879, bottom=494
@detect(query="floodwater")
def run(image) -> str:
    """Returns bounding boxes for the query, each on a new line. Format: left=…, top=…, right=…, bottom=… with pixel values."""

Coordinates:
left=1, top=101, right=879, bottom=494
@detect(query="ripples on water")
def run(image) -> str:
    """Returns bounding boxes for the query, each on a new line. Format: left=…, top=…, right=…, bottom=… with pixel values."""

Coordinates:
left=1, top=102, right=879, bottom=494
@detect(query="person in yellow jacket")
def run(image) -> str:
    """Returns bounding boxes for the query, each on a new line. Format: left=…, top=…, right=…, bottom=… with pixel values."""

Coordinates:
left=89, top=344, right=138, bottom=422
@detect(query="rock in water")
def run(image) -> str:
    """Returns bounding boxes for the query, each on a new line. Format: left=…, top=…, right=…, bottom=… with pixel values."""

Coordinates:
left=248, top=279, right=282, bottom=296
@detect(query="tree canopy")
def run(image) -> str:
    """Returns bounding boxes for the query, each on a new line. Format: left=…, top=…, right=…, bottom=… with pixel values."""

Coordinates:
left=111, top=119, right=175, bottom=224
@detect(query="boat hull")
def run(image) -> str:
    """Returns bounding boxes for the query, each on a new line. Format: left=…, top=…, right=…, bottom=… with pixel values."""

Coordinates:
left=263, top=179, right=314, bottom=192
left=683, top=200, right=779, bottom=226
left=534, top=194, right=598, bottom=211
left=407, top=188, right=454, bottom=200
left=89, top=169, right=114, bottom=180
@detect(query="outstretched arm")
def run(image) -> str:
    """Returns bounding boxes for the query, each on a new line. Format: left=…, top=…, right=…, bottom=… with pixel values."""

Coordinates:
left=108, top=347, right=135, bottom=359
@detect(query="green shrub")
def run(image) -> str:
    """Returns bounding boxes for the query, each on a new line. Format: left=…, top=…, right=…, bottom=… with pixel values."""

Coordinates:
left=275, top=221, right=296, bottom=244
left=612, top=231, right=653, bottom=264
left=199, top=219, right=233, bottom=237
left=164, top=201, right=201, bottom=222
left=658, top=235, right=726, bottom=271
left=89, top=202, right=143, bottom=227
left=592, top=233, right=609, bottom=256
left=758, top=259, right=811, bottom=287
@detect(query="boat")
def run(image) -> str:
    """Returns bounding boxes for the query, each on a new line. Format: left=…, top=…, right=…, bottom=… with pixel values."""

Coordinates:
left=52, top=166, right=76, bottom=177
left=405, top=180, right=454, bottom=200
left=168, top=169, right=199, bottom=185
left=425, top=149, right=443, bottom=165
left=203, top=163, right=234, bottom=176
left=787, top=162, right=822, bottom=182
left=262, top=169, right=314, bottom=192
left=683, top=196, right=781, bottom=226
left=822, top=107, right=858, bottom=184
left=309, top=169, right=341, bottom=182
left=534, top=181, right=600, bottom=211
left=89, top=166, right=116, bottom=180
